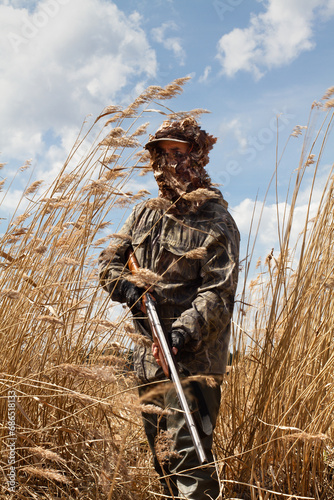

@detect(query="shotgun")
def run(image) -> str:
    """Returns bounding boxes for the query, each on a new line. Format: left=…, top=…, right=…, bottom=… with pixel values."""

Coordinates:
left=126, top=248, right=208, bottom=465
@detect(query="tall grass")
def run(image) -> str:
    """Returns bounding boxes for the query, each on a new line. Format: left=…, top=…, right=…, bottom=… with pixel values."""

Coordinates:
left=0, top=80, right=333, bottom=499
left=218, top=97, right=334, bottom=499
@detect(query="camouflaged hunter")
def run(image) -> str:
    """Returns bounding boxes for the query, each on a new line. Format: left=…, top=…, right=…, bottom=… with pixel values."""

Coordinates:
left=99, top=117, right=240, bottom=500
left=99, top=194, right=239, bottom=382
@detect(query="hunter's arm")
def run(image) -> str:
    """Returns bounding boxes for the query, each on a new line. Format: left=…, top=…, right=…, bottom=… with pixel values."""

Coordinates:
left=98, top=214, right=135, bottom=301
left=172, top=219, right=240, bottom=350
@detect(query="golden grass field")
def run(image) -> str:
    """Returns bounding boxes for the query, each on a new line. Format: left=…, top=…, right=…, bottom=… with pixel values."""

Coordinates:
left=0, top=79, right=333, bottom=499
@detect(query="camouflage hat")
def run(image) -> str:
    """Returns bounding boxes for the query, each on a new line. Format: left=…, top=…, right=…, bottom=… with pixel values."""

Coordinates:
left=145, top=137, right=190, bottom=148
left=144, top=120, right=191, bottom=148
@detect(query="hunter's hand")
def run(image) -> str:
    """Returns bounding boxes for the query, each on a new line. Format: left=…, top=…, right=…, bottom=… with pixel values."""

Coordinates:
left=119, top=280, right=145, bottom=312
left=171, top=329, right=187, bottom=352
left=152, top=342, right=177, bottom=366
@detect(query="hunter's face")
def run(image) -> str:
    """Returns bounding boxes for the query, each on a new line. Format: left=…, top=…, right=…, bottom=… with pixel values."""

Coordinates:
left=150, top=139, right=204, bottom=199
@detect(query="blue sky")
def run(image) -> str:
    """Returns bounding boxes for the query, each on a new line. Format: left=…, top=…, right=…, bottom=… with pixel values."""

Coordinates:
left=1, top=0, right=334, bottom=269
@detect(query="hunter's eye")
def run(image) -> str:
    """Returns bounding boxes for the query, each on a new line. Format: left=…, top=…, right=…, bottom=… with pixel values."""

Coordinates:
left=173, top=151, right=184, bottom=159
left=158, top=150, right=186, bottom=161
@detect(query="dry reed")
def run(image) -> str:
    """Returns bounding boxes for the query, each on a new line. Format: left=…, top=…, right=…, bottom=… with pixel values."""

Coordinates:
left=0, top=80, right=333, bottom=499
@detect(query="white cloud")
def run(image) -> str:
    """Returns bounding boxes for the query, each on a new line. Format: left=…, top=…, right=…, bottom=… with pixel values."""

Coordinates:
left=151, top=21, right=185, bottom=65
left=216, top=0, right=334, bottom=79
left=0, top=0, right=157, bottom=161
left=198, top=65, right=211, bottom=83
left=232, top=164, right=332, bottom=262
left=219, top=118, right=249, bottom=149
left=233, top=198, right=293, bottom=252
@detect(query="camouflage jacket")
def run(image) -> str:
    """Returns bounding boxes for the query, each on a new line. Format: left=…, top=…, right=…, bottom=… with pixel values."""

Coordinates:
left=99, top=191, right=240, bottom=383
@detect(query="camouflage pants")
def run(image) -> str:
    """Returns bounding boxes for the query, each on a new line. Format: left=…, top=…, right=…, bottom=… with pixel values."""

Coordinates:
left=139, top=377, right=222, bottom=500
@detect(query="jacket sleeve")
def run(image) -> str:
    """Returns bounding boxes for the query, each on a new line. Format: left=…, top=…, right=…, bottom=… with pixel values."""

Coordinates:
left=98, top=210, right=135, bottom=302
left=171, top=220, right=240, bottom=351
